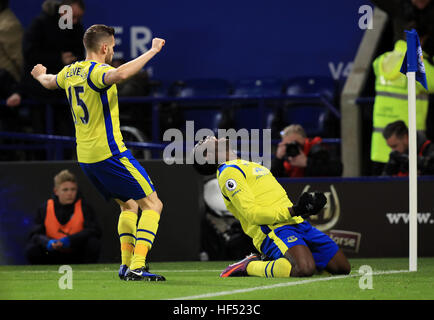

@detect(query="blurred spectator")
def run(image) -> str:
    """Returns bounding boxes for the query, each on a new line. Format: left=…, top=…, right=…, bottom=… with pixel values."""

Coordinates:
left=111, top=58, right=151, bottom=97
left=111, top=58, right=153, bottom=139
left=382, top=120, right=434, bottom=175
left=369, top=40, right=434, bottom=174
left=22, top=0, right=85, bottom=85
left=372, top=0, right=434, bottom=146
left=6, top=0, right=85, bottom=137
left=372, top=0, right=434, bottom=59
left=0, top=0, right=22, bottom=85
left=25, top=169, right=102, bottom=264
left=270, top=124, right=343, bottom=177
left=0, top=0, right=23, bottom=131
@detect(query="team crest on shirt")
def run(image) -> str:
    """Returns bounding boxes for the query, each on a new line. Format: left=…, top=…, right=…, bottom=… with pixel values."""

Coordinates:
left=287, top=236, right=298, bottom=243
left=252, top=166, right=269, bottom=179
left=225, top=179, right=237, bottom=191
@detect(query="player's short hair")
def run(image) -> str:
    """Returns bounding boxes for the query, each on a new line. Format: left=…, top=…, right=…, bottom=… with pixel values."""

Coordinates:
left=280, top=124, right=306, bottom=138
left=192, top=137, right=219, bottom=176
left=383, top=120, right=408, bottom=139
left=83, top=24, right=115, bottom=53
left=54, top=169, right=77, bottom=189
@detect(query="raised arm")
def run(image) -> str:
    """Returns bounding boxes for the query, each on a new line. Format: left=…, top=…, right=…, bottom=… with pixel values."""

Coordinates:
left=31, top=64, right=58, bottom=90
left=103, top=38, right=165, bottom=85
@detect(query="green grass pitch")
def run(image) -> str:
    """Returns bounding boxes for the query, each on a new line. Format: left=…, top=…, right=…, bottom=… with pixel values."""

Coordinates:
left=0, top=258, right=433, bottom=300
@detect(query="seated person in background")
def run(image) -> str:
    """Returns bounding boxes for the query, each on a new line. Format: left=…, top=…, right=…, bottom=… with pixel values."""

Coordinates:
left=26, top=169, right=102, bottom=264
left=382, top=120, right=434, bottom=176
left=270, top=124, right=342, bottom=178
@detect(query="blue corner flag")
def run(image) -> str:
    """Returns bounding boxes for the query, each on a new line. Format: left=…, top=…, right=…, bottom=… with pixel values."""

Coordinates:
left=400, top=29, right=428, bottom=90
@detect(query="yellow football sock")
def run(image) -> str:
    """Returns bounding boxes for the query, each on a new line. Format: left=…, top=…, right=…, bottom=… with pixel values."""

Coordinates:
left=129, top=210, right=160, bottom=270
left=246, top=257, right=292, bottom=278
left=118, top=211, right=138, bottom=267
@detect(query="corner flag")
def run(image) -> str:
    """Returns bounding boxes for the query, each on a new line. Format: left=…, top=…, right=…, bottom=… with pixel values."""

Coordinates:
left=400, top=28, right=425, bottom=272
left=400, top=29, right=428, bottom=90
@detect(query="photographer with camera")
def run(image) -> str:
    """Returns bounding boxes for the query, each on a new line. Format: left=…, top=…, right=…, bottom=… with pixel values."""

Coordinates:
left=382, top=120, right=434, bottom=176
left=271, top=124, right=343, bottom=178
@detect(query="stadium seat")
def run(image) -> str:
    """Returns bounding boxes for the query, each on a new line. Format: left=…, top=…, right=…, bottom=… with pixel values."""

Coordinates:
left=285, top=76, right=337, bottom=101
left=230, top=78, right=285, bottom=132
left=283, top=106, right=327, bottom=136
left=283, top=76, right=338, bottom=136
left=168, top=79, right=233, bottom=134
left=232, top=78, right=285, bottom=97
left=230, top=106, right=277, bottom=131
left=148, top=79, right=170, bottom=98
left=171, top=79, right=233, bottom=98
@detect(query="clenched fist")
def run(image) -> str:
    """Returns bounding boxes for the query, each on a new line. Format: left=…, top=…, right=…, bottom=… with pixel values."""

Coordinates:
left=151, top=38, right=165, bottom=53
left=291, top=191, right=327, bottom=218
left=31, top=64, right=47, bottom=80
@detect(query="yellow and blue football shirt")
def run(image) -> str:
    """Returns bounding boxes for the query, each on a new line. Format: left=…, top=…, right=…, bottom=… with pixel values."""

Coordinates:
left=217, top=159, right=304, bottom=253
left=56, top=60, right=127, bottom=163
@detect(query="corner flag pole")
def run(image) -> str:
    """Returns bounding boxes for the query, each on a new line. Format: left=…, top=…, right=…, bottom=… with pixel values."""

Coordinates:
left=401, top=29, right=427, bottom=272
left=406, top=69, right=417, bottom=272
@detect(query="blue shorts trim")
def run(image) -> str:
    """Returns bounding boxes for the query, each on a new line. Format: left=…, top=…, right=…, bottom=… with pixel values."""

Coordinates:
left=260, top=221, right=339, bottom=270
left=79, top=150, right=155, bottom=202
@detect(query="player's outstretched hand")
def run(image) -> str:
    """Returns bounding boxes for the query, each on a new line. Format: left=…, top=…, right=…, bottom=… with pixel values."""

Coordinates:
left=291, top=191, right=327, bottom=218
left=151, top=38, right=165, bottom=53
left=31, top=64, right=47, bottom=80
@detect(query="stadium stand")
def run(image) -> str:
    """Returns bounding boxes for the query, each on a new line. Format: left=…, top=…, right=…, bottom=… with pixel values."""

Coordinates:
left=166, top=78, right=233, bottom=134
left=230, top=78, right=285, bottom=135
left=284, top=76, right=338, bottom=137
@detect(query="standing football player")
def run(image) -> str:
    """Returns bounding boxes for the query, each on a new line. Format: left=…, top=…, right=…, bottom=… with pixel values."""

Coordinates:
left=31, top=24, right=165, bottom=281
left=193, top=136, right=351, bottom=278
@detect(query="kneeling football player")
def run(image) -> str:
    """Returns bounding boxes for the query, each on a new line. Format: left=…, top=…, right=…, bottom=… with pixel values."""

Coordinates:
left=193, top=136, right=351, bottom=278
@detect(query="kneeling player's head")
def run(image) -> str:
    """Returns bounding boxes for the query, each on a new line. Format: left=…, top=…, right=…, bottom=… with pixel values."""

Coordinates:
left=83, top=24, right=115, bottom=64
left=192, top=136, right=231, bottom=175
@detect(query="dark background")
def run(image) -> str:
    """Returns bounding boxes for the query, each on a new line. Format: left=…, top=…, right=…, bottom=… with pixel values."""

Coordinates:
left=0, top=160, right=203, bottom=264
left=1, top=161, right=433, bottom=264
left=10, top=0, right=367, bottom=81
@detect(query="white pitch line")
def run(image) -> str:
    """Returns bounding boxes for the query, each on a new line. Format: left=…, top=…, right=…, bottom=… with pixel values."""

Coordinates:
left=168, top=269, right=411, bottom=300
left=82, top=269, right=222, bottom=273
left=0, top=269, right=222, bottom=273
